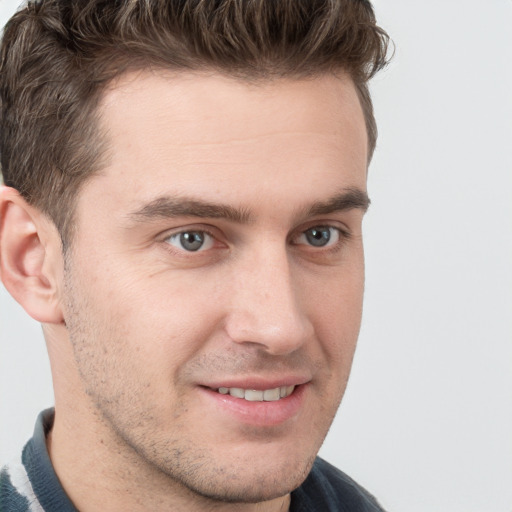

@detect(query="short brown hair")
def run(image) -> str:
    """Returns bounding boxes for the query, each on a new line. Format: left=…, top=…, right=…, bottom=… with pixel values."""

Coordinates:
left=0, top=0, right=390, bottom=244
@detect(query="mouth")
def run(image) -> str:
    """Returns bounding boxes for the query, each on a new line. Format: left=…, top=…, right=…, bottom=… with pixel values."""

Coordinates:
left=200, top=382, right=306, bottom=426
left=214, top=385, right=296, bottom=402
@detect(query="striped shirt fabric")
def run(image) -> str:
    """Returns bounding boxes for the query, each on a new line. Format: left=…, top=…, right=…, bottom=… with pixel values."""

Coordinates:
left=0, top=455, right=44, bottom=512
left=0, top=409, right=77, bottom=512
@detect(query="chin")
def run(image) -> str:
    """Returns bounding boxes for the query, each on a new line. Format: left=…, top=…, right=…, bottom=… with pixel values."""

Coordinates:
left=183, top=468, right=311, bottom=504
left=157, top=451, right=317, bottom=505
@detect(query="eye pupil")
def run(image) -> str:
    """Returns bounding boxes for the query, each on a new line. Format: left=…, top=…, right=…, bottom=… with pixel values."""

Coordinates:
left=305, top=227, right=331, bottom=247
left=180, top=231, right=204, bottom=251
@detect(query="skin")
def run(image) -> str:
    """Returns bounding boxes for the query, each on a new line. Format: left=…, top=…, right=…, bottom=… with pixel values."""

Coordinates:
left=0, top=71, right=368, bottom=511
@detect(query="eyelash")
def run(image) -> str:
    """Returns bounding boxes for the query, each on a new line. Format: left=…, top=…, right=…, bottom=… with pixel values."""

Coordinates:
left=161, top=224, right=351, bottom=256
left=292, top=225, right=350, bottom=251
left=163, top=226, right=221, bottom=255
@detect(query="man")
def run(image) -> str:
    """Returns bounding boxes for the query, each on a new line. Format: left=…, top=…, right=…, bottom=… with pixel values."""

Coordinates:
left=0, top=1, right=390, bottom=510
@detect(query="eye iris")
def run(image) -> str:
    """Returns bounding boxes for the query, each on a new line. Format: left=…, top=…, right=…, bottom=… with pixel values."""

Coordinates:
left=180, top=231, right=204, bottom=251
left=306, top=227, right=331, bottom=247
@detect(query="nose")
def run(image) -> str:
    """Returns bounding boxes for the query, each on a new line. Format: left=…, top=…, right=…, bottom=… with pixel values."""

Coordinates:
left=224, top=247, right=314, bottom=356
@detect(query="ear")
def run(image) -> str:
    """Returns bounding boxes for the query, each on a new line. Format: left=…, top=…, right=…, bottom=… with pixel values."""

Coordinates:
left=0, top=186, right=64, bottom=324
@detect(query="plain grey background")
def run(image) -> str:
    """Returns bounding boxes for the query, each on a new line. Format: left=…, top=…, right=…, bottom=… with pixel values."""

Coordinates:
left=1, top=1, right=511, bottom=511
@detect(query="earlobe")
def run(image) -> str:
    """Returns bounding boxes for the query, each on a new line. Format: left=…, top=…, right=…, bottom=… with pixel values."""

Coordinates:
left=0, top=186, right=64, bottom=324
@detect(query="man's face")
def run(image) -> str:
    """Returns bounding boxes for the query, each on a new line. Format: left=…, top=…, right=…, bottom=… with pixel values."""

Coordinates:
left=61, top=71, right=368, bottom=502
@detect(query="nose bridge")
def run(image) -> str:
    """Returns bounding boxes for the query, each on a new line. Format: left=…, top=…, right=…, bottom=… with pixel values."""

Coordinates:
left=226, top=243, right=312, bottom=354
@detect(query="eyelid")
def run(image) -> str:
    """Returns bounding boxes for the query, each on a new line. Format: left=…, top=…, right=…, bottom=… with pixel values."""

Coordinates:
left=159, top=223, right=220, bottom=240
left=291, top=222, right=351, bottom=243
left=294, top=227, right=338, bottom=247
left=160, top=224, right=226, bottom=254
left=165, top=230, right=215, bottom=252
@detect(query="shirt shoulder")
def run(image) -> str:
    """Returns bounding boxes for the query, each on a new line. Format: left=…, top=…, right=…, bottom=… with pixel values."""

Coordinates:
left=1, top=409, right=77, bottom=512
left=1, top=460, right=43, bottom=512
left=290, top=457, right=386, bottom=512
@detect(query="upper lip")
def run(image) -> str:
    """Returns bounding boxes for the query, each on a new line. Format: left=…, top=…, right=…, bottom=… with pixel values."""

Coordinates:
left=201, top=376, right=311, bottom=390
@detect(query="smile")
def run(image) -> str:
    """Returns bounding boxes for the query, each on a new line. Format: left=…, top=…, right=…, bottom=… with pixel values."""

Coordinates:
left=215, top=386, right=296, bottom=402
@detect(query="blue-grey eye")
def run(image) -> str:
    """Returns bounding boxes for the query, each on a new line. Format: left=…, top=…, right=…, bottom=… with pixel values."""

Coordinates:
left=298, top=226, right=340, bottom=247
left=166, top=231, right=214, bottom=252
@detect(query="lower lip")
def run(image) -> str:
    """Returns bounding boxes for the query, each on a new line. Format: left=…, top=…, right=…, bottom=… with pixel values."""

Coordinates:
left=199, top=385, right=307, bottom=427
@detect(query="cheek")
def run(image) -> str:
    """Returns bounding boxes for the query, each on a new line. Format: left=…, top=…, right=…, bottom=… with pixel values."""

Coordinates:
left=303, top=263, right=364, bottom=360
left=98, top=268, right=224, bottom=366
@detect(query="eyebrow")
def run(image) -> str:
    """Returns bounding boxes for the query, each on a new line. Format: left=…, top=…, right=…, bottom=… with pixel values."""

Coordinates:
left=128, top=188, right=369, bottom=224
left=129, top=197, right=252, bottom=223
left=306, top=187, right=370, bottom=216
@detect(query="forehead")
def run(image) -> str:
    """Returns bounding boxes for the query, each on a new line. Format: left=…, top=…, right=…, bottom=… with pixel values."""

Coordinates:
left=80, top=71, right=367, bottom=220
left=101, top=70, right=365, bottom=142
left=100, top=70, right=366, bottom=155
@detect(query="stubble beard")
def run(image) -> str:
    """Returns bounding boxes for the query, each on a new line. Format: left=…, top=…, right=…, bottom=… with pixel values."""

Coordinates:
left=61, top=257, right=339, bottom=507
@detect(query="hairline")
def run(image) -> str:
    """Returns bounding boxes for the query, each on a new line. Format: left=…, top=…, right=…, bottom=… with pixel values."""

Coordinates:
left=60, top=66, right=372, bottom=251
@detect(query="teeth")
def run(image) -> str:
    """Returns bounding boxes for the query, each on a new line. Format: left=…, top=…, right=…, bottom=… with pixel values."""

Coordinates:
left=216, top=385, right=296, bottom=401
left=263, top=388, right=280, bottom=401
left=245, top=389, right=264, bottom=401
left=229, top=388, right=245, bottom=399
left=281, top=385, right=294, bottom=398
